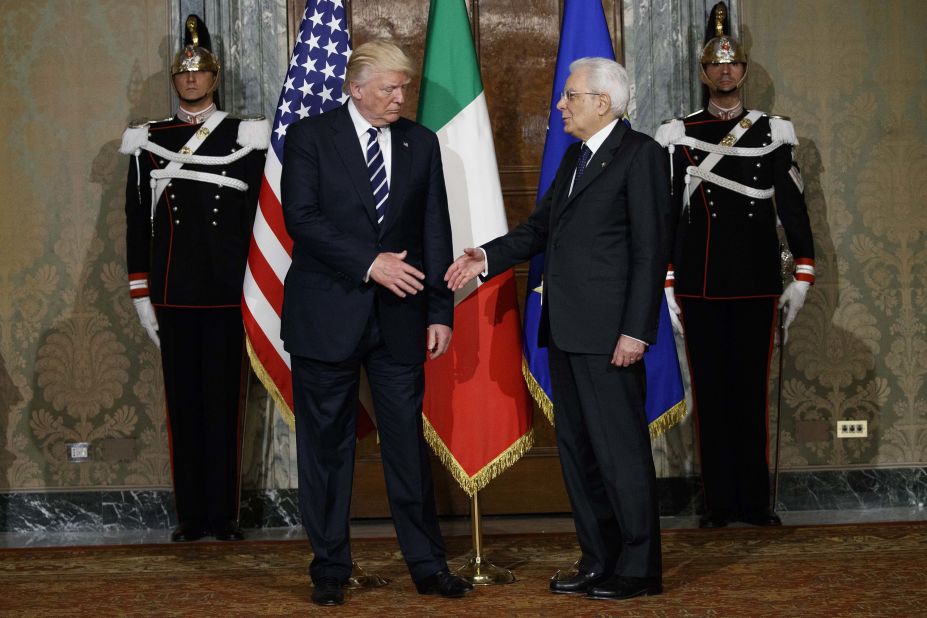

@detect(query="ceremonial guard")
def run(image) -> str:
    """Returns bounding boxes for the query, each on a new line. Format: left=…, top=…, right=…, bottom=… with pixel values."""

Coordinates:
left=656, top=3, right=814, bottom=528
left=120, top=15, right=269, bottom=541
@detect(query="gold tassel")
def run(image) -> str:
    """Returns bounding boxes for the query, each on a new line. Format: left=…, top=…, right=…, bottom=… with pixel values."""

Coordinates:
left=522, top=357, right=555, bottom=426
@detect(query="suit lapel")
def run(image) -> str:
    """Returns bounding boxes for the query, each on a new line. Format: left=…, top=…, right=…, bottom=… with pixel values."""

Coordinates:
left=380, top=121, right=410, bottom=237
left=330, top=105, right=379, bottom=228
left=561, top=121, right=629, bottom=212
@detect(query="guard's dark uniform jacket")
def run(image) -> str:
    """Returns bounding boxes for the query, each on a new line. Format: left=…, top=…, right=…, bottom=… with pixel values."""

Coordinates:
left=657, top=109, right=815, bottom=522
left=122, top=113, right=267, bottom=533
left=661, top=110, right=814, bottom=299
left=124, top=116, right=265, bottom=306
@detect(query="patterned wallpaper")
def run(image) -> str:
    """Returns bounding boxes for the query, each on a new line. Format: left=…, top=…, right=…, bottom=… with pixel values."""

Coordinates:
left=1, top=0, right=924, bottom=494
left=742, top=0, right=927, bottom=468
left=1, top=1, right=175, bottom=490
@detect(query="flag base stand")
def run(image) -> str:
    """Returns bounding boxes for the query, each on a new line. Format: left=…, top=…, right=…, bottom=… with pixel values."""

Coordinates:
left=453, top=491, right=515, bottom=586
left=455, top=552, right=515, bottom=585
left=345, top=561, right=390, bottom=589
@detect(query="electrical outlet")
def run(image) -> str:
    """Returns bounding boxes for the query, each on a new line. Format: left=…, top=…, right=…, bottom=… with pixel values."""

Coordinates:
left=836, top=420, right=868, bottom=438
left=66, top=442, right=91, bottom=462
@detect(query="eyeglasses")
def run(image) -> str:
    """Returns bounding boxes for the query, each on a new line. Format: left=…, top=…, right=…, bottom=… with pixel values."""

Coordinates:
left=560, top=90, right=603, bottom=102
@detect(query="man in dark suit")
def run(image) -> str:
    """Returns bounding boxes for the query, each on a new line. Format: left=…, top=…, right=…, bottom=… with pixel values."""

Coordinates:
left=280, top=40, right=472, bottom=606
left=446, top=57, right=671, bottom=601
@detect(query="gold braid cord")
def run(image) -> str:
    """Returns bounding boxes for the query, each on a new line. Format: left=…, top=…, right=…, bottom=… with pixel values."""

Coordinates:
left=423, top=417, right=535, bottom=497
left=522, top=354, right=687, bottom=440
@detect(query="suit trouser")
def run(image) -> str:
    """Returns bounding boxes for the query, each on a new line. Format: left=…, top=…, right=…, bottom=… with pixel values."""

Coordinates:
left=547, top=339, right=662, bottom=578
left=156, top=306, right=246, bottom=530
left=678, top=297, right=777, bottom=518
left=291, top=309, right=447, bottom=584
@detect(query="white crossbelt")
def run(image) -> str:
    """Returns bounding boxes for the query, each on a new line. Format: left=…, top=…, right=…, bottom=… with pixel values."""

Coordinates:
left=686, top=109, right=763, bottom=201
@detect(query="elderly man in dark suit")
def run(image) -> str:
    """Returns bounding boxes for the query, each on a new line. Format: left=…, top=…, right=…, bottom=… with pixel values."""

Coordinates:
left=280, top=40, right=472, bottom=606
left=446, top=57, right=671, bottom=601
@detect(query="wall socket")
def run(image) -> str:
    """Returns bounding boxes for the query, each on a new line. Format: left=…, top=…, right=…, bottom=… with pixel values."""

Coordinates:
left=836, top=420, right=868, bottom=438
left=66, top=442, right=91, bottom=462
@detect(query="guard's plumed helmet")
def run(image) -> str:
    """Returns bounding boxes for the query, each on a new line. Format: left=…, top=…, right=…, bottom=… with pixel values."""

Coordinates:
left=699, top=2, right=747, bottom=65
left=171, top=15, right=221, bottom=76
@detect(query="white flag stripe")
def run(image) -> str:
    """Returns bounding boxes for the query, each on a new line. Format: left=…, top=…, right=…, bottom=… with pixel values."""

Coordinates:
left=243, top=266, right=292, bottom=369
left=251, top=210, right=292, bottom=282
left=436, top=92, right=508, bottom=256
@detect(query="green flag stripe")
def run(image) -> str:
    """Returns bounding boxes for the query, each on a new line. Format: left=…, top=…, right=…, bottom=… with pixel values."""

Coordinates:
left=417, top=0, right=483, bottom=132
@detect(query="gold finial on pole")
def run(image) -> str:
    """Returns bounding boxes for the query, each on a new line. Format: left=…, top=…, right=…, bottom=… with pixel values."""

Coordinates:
left=454, top=491, right=515, bottom=585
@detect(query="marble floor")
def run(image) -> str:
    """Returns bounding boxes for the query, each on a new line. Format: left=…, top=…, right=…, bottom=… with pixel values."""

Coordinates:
left=1, top=507, right=924, bottom=549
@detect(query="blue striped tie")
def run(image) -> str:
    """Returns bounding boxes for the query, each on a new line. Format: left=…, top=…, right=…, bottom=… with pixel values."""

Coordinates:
left=366, top=127, right=389, bottom=225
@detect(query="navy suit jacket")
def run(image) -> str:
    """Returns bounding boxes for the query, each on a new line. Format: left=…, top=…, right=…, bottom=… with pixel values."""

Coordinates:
left=280, top=104, right=453, bottom=364
left=483, top=122, right=671, bottom=354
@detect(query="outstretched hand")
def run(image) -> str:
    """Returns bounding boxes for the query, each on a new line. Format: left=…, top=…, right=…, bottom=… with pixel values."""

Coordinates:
left=444, top=247, right=486, bottom=291
left=370, top=250, right=425, bottom=298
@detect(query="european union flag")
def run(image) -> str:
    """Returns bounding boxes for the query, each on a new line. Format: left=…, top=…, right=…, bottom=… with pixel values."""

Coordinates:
left=523, top=0, right=686, bottom=437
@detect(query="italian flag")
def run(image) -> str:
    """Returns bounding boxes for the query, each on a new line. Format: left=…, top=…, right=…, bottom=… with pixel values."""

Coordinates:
left=418, top=0, right=534, bottom=495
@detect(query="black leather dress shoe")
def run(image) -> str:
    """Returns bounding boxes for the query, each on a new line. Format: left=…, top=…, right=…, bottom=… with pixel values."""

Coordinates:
left=311, top=577, right=345, bottom=606
left=742, top=511, right=782, bottom=526
left=586, top=575, right=663, bottom=600
left=415, top=570, right=474, bottom=598
left=213, top=521, right=245, bottom=541
left=549, top=571, right=610, bottom=595
left=698, top=513, right=729, bottom=528
left=170, top=524, right=205, bottom=542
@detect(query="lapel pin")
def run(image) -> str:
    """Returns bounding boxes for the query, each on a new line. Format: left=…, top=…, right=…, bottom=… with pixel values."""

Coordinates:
left=601, top=161, right=607, bottom=167
left=403, top=141, right=409, bottom=147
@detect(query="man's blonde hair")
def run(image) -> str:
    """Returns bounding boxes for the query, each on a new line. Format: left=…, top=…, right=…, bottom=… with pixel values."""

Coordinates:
left=343, top=40, right=415, bottom=94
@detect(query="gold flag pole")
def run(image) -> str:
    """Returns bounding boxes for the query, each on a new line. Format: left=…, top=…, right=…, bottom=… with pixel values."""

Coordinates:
left=454, top=491, right=515, bottom=585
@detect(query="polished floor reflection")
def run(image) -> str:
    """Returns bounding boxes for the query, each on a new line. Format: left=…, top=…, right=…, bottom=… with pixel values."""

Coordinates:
left=2, top=507, right=924, bottom=548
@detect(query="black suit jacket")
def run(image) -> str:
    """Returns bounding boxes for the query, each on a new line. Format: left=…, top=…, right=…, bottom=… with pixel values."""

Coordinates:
left=280, top=104, right=453, bottom=364
left=484, top=122, right=671, bottom=354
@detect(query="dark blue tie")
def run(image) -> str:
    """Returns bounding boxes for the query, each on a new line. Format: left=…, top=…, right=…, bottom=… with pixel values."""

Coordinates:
left=575, top=144, right=592, bottom=180
left=366, top=127, right=390, bottom=224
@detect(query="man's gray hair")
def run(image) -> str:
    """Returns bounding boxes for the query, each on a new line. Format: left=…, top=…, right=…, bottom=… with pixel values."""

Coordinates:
left=569, top=57, right=630, bottom=118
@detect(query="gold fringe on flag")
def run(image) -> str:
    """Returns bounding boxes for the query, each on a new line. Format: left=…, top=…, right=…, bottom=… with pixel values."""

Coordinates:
left=423, top=417, right=535, bottom=497
left=245, top=337, right=295, bottom=431
left=522, top=356, right=554, bottom=425
left=648, top=399, right=687, bottom=440
left=521, top=354, right=688, bottom=439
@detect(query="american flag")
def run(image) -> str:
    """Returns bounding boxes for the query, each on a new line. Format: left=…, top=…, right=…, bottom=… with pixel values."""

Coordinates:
left=242, top=0, right=361, bottom=429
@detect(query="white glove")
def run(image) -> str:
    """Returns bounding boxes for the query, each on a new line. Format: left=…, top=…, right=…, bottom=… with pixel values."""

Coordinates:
left=665, top=286, right=683, bottom=335
left=778, top=280, right=810, bottom=342
left=133, top=297, right=160, bottom=348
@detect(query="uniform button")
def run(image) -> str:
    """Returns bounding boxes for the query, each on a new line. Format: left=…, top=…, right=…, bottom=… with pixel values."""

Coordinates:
left=167, top=182, right=172, bottom=187
left=748, top=212, right=754, bottom=218
left=213, top=207, right=219, bottom=213
left=750, top=200, right=755, bottom=205
left=211, top=221, right=218, bottom=226
left=711, top=213, right=717, bottom=218
left=221, top=170, right=227, bottom=176
left=230, top=147, right=237, bottom=152
left=170, top=193, right=175, bottom=199
left=172, top=206, right=178, bottom=212
left=159, top=159, right=165, bottom=165
left=214, top=194, right=220, bottom=200
left=756, top=162, right=762, bottom=168
left=767, top=132, right=772, bottom=137
left=174, top=219, right=180, bottom=225
left=706, top=188, right=712, bottom=194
